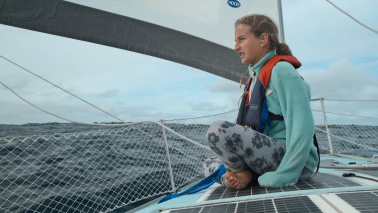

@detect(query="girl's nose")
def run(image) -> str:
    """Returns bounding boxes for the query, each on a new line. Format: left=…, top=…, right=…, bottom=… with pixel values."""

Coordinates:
left=234, top=43, right=240, bottom=51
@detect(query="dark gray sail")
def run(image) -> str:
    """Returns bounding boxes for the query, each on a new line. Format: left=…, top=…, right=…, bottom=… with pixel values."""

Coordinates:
left=0, top=0, right=248, bottom=82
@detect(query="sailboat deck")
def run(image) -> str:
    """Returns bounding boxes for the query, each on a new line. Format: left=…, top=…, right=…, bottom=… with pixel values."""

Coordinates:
left=137, top=155, right=378, bottom=213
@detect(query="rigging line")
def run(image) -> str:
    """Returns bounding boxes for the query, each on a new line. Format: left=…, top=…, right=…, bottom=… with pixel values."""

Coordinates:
left=0, top=56, right=184, bottom=148
left=162, top=109, right=238, bottom=122
left=0, top=79, right=108, bottom=126
left=0, top=55, right=125, bottom=123
left=322, top=98, right=378, bottom=101
left=0, top=79, right=211, bottom=150
left=315, top=127, right=375, bottom=151
left=312, top=110, right=378, bottom=119
left=1, top=80, right=83, bottom=124
left=325, top=0, right=378, bottom=34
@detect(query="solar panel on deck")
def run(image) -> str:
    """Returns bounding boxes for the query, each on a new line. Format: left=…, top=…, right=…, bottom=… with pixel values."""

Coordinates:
left=273, top=196, right=321, bottom=213
left=168, top=196, right=321, bottom=213
left=236, top=199, right=274, bottom=213
left=201, top=203, right=236, bottom=213
left=206, top=173, right=361, bottom=201
left=169, top=203, right=236, bottom=213
left=337, top=191, right=378, bottom=212
left=169, top=207, right=202, bottom=213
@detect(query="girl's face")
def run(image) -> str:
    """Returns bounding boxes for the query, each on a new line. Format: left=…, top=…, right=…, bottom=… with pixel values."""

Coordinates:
left=234, top=24, right=263, bottom=65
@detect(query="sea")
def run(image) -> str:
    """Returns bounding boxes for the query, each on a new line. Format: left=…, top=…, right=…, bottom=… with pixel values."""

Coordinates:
left=0, top=122, right=208, bottom=213
left=1, top=122, right=377, bottom=213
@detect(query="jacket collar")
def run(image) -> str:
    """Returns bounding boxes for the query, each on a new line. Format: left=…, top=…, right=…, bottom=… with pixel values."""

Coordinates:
left=248, top=51, right=275, bottom=77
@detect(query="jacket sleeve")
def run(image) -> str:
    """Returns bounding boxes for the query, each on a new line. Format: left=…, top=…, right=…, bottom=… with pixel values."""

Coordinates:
left=258, top=62, right=315, bottom=187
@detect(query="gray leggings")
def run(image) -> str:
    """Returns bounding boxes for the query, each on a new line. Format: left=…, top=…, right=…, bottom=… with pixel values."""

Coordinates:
left=203, top=120, right=312, bottom=182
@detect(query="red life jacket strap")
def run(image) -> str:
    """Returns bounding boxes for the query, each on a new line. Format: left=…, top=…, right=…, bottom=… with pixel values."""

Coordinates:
left=259, top=55, right=302, bottom=88
left=245, top=77, right=252, bottom=105
left=244, top=55, right=301, bottom=105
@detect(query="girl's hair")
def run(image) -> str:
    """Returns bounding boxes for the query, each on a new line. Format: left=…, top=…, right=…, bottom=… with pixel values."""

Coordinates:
left=235, top=14, right=292, bottom=56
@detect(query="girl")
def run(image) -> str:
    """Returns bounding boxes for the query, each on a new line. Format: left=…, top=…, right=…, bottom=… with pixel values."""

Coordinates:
left=204, top=14, right=319, bottom=189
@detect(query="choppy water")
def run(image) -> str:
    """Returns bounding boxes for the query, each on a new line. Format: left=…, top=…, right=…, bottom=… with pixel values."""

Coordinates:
left=1, top=123, right=377, bottom=212
left=0, top=123, right=207, bottom=213
left=0, top=122, right=117, bottom=137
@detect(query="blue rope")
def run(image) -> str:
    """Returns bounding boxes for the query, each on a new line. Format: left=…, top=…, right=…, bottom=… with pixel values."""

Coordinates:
left=158, top=164, right=227, bottom=204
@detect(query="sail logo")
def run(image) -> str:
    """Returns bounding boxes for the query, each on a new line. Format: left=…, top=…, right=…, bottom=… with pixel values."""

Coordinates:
left=227, top=0, right=241, bottom=8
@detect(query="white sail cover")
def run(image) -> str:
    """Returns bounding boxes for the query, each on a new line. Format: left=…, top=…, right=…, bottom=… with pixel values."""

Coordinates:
left=0, top=0, right=281, bottom=82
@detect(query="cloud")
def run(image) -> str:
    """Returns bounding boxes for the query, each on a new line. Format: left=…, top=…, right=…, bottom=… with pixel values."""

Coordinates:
left=95, top=89, right=120, bottom=98
left=200, top=77, right=243, bottom=111
left=204, top=77, right=240, bottom=93
left=189, top=101, right=227, bottom=112
left=283, top=0, right=378, bottom=64
left=203, top=77, right=241, bottom=102
left=301, top=59, right=378, bottom=100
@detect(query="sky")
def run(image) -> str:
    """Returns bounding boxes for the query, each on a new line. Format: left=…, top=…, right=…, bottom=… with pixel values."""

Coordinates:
left=0, top=0, right=377, bottom=125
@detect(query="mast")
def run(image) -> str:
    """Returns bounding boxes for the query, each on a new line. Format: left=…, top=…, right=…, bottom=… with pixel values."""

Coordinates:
left=277, top=0, right=285, bottom=42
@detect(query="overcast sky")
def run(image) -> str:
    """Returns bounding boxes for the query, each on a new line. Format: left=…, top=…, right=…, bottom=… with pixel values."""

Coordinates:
left=1, top=0, right=377, bottom=124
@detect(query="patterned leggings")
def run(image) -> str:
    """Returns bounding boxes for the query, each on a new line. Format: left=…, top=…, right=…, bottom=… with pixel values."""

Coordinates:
left=203, top=120, right=312, bottom=183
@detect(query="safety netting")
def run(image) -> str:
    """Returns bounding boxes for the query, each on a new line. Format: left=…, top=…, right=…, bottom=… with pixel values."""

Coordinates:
left=1, top=99, right=377, bottom=212
left=311, top=99, right=378, bottom=155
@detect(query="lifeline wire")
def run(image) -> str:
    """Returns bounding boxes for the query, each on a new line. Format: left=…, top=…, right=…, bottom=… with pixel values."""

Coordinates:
left=312, top=110, right=378, bottom=120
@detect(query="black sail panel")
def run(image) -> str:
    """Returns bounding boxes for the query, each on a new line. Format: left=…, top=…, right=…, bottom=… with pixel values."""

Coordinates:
left=0, top=0, right=247, bottom=82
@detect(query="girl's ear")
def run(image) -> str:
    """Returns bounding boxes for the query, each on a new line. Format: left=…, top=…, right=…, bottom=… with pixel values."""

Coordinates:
left=260, top=33, right=269, bottom=46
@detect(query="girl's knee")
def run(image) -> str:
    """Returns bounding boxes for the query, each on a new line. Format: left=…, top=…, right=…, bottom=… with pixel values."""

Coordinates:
left=209, top=120, right=226, bottom=130
left=206, top=120, right=225, bottom=141
left=207, top=120, right=231, bottom=135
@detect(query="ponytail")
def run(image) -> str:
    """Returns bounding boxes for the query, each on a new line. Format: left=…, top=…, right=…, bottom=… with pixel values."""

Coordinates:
left=276, top=43, right=292, bottom=56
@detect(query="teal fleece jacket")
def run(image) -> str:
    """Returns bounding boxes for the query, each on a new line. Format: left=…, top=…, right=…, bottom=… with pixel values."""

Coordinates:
left=248, top=51, right=318, bottom=187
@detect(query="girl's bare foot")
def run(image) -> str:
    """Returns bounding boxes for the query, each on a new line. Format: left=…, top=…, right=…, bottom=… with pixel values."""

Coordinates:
left=224, top=169, right=253, bottom=190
